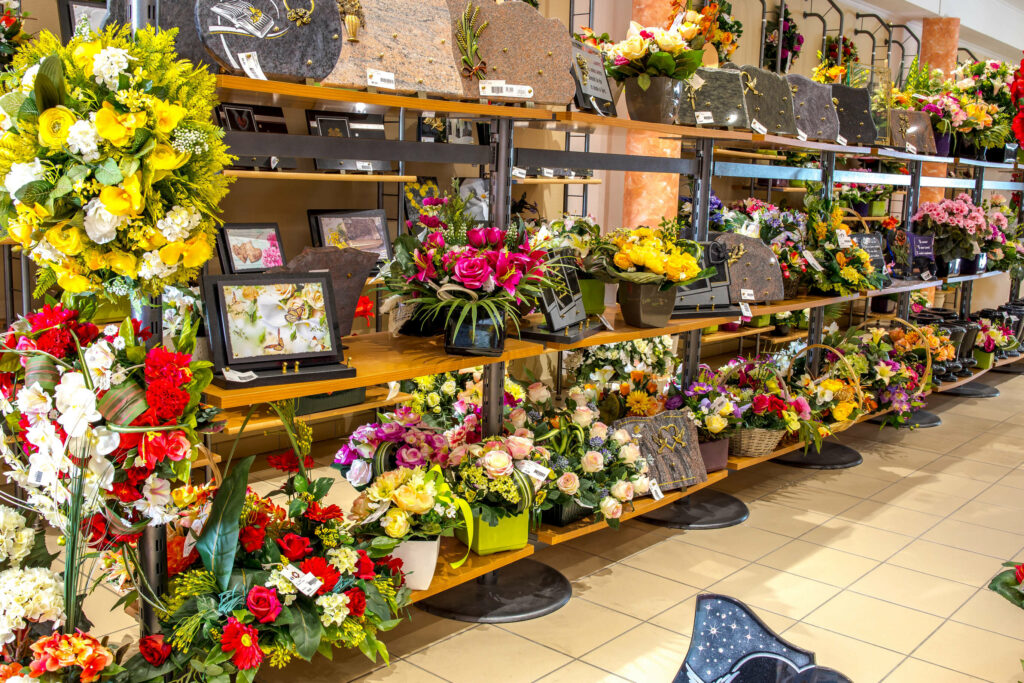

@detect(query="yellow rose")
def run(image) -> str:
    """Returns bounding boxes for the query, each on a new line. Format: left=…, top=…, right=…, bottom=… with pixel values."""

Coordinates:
left=55, top=268, right=91, bottom=293
left=104, top=250, right=137, bottom=277
left=684, top=9, right=702, bottom=22
left=704, top=414, right=728, bottom=434
left=643, top=250, right=666, bottom=274
left=45, top=224, right=85, bottom=256
left=95, top=102, right=147, bottom=147
left=151, top=100, right=186, bottom=134
left=38, top=106, right=77, bottom=149
left=613, top=251, right=633, bottom=271
left=99, top=173, right=143, bottom=217
left=680, top=24, right=699, bottom=41
left=616, top=34, right=647, bottom=61
left=381, top=508, right=411, bottom=539
left=181, top=234, right=213, bottom=268
left=149, top=143, right=189, bottom=171
left=654, top=28, right=686, bottom=54
left=71, top=40, right=102, bottom=75
left=159, top=241, right=185, bottom=266
left=392, top=483, right=434, bottom=515
left=7, top=220, right=33, bottom=246
left=832, top=401, right=856, bottom=422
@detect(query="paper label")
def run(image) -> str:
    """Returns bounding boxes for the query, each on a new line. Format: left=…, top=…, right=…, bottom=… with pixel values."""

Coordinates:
left=28, top=464, right=46, bottom=486
left=355, top=161, right=374, bottom=172
left=797, top=129, right=808, bottom=142
left=669, top=12, right=684, bottom=31
left=739, top=302, right=752, bottom=317
left=237, top=52, right=267, bottom=80
left=223, top=368, right=258, bottom=383
left=386, top=381, right=400, bottom=401
left=750, top=119, right=768, bottom=135
left=516, top=460, right=552, bottom=490
left=361, top=500, right=391, bottom=526
left=740, top=288, right=755, bottom=301
left=836, top=231, right=853, bottom=248
left=567, top=170, right=576, bottom=178
left=803, top=250, right=824, bottom=271
left=479, top=80, right=534, bottom=99
left=649, top=479, right=665, bottom=501
left=422, top=111, right=435, bottom=118
left=836, top=134, right=848, bottom=146
left=695, top=111, right=714, bottom=125
left=597, top=314, right=614, bottom=331
left=183, top=531, right=197, bottom=558
left=906, top=143, right=917, bottom=155
left=541, top=168, right=555, bottom=178
left=709, top=396, right=729, bottom=415
left=688, top=74, right=706, bottom=91
left=367, top=68, right=396, bottom=90
left=511, top=167, right=527, bottom=178
left=921, top=271, right=934, bottom=281
left=280, top=564, right=324, bottom=597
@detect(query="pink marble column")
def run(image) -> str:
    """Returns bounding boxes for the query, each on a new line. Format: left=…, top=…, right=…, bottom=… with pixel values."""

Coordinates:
left=919, top=17, right=961, bottom=204
left=622, top=0, right=681, bottom=229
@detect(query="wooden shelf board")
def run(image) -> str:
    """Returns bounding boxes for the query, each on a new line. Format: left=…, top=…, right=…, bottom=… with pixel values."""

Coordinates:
left=538, top=307, right=737, bottom=352
left=224, top=170, right=416, bottom=183
left=203, top=334, right=544, bottom=409
left=512, top=177, right=602, bottom=185
left=702, top=326, right=774, bottom=344
left=943, top=271, right=1004, bottom=285
left=994, top=354, right=1024, bottom=368
left=533, top=470, right=729, bottom=545
left=862, top=279, right=939, bottom=298
left=748, top=133, right=874, bottom=155
left=762, top=330, right=809, bottom=344
left=750, top=294, right=861, bottom=317
left=715, top=148, right=787, bottom=162
left=843, top=215, right=890, bottom=222
left=554, top=111, right=752, bottom=142
left=409, top=538, right=534, bottom=603
left=728, top=438, right=805, bottom=470
left=933, top=368, right=990, bottom=393
left=731, top=184, right=807, bottom=194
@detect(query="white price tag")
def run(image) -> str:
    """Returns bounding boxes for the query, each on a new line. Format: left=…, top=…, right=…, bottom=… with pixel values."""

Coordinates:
left=422, top=111, right=435, bottom=118
left=750, top=119, right=768, bottom=135
left=28, top=464, right=45, bottom=486
left=360, top=500, right=392, bottom=525
left=567, top=170, right=576, bottom=178
left=709, top=396, right=729, bottom=415
left=836, top=231, right=853, bottom=248
left=516, top=460, right=552, bottom=490
left=270, top=156, right=281, bottom=170
left=649, top=479, right=665, bottom=501
left=479, top=80, right=505, bottom=96
left=281, top=565, right=324, bottom=597
left=740, top=288, right=755, bottom=301
left=386, top=381, right=400, bottom=401
left=836, top=134, right=848, bottom=146
left=739, top=302, right=752, bottom=317
left=695, top=111, right=714, bottom=125
left=906, top=143, right=917, bottom=155
left=797, top=129, right=808, bottom=142
left=688, top=74, right=706, bottom=91
left=511, top=166, right=527, bottom=178
left=541, top=168, right=555, bottom=178
left=597, top=314, right=614, bottom=331
left=355, top=161, right=374, bottom=172
left=223, top=368, right=258, bottom=383
left=502, top=83, right=534, bottom=99
left=803, top=250, right=824, bottom=271
left=237, top=52, right=267, bottom=80
left=921, top=271, right=934, bottom=281
left=366, top=68, right=396, bottom=90
left=479, top=80, right=534, bottom=99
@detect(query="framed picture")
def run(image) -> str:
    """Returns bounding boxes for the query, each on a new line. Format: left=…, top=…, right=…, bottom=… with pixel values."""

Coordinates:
left=305, top=110, right=392, bottom=172
left=216, top=103, right=296, bottom=170
left=418, top=116, right=447, bottom=143
left=308, top=209, right=391, bottom=262
left=62, top=0, right=108, bottom=40
left=203, top=273, right=342, bottom=372
left=571, top=39, right=616, bottom=117
left=216, top=223, right=285, bottom=274
left=459, top=178, right=489, bottom=224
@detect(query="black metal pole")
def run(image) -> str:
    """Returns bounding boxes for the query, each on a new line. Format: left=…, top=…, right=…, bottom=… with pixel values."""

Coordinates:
left=775, top=0, right=787, bottom=74
left=2, top=245, right=12, bottom=326
left=19, top=252, right=29, bottom=315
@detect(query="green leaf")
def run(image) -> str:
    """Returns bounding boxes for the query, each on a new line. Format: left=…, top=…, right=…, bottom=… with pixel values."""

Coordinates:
left=646, top=51, right=675, bottom=76
left=988, top=570, right=1024, bottom=609
left=67, top=164, right=90, bottom=182
left=636, top=72, right=652, bottom=91
left=316, top=639, right=335, bottom=661
left=118, top=155, right=140, bottom=179
left=196, top=456, right=254, bottom=591
left=51, top=175, right=73, bottom=199
left=33, top=54, right=65, bottom=112
left=15, top=180, right=51, bottom=206
left=17, top=96, right=38, bottom=121
left=0, top=91, right=25, bottom=121
left=94, top=158, right=123, bottom=186
left=236, top=668, right=256, bottom=683
left=288, top=604, right=323, bottom=661
left=288, top=497, right=309, bottom=519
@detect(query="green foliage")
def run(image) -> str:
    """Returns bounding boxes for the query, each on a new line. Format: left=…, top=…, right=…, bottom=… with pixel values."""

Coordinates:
left=195, top=456, right=254, bottom=591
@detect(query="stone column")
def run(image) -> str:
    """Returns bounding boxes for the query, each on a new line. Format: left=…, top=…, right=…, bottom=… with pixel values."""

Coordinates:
left=919, top=17, right=961, bottom=204
left=622, top=0, right=681, bottom=228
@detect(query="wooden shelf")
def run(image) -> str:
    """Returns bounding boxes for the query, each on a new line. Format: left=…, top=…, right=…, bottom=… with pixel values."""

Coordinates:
left=409, top=537, right=534, bottom=603
left=702, top=326, right=774, bottom=344
left=224, top=170, right=416, bottom=183
left=933, top=368, right=990, bottom=393
left=994, top=354, right=1024, bottom=368
left=750, top=294, right=861, bottom=317
left=842, top=215, right=890, bottom=222
left=512, top=177, right=602, bottom=185
left=715, top=148, right=788, bottom=162
left=537, top=307, right=737, bottom=352
left=533, top=470, right=728, bottom=545
left=202, top=334, right=544, bottom=409
left=554, top=111, right=751, bottom=142
left=762, top=329, right=809, bottom=344
left=944, top=271, right=1005, bottom=285
left=862, top=279, right=939, bottom=298
left=727, top=438, right=805, bottom=470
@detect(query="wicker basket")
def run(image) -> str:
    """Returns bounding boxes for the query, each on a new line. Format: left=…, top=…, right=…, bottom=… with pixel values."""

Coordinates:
left=729, top=428, right=786, bottom=458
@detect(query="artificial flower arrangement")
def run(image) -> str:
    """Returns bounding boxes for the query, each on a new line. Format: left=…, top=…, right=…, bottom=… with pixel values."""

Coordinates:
left=975, top=318, right=1017, bottom=353
left=803, top=196, right=884, bottom=295
left=671, top=366, right=741, bottom=443
left=823, top=35, right=858, bottom=71
left=334, top=407, right=450, bottom=489
left=587, top=222, right=711, bottom=288
left=919, top=92, right=969, bottom=138
left=348, top=466, right=466, bottom=545
left=785, top=351, right=865, bottom=440
left=695, top=1, right=742, bottom=63
left=981, top=194, right=1015, bottom=268
left=0, top=2, right=28, bottom=71
left=762, top=6, right=803, bottom=72
left=594, top=370, right=669, bottom=423
left=949, top=59, right=1013, bottom=151
left=1010, top=53, right=1024, bottom=150
left=527, top=214, right=606, bottom=314
left=0, top=27, right=232, bottom=299
left=680, top=189, right=725, bottom=230
left=895, top=323, right=956, bottom=367
left=400, top=368, right=524, bottom=438
left=599, top=19, right=705, bottom=92
left=718, top=357, right=814, bottom=456
left=564, top=335, right=675, bottom=387
left=911, top=194, right=990, bottom=263
left=720, top=198, right=809, bottom=296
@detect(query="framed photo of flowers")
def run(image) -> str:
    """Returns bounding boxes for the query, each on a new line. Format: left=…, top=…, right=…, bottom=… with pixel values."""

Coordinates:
left=308, top=209, right=392, bottom=263
left=216, top=223, right=286, bottom=274
left=61, top=0, right=107, bottom=40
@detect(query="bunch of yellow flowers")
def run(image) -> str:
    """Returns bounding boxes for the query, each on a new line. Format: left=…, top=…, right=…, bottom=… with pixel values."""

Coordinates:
left=607, top=226, right=703, bottom=283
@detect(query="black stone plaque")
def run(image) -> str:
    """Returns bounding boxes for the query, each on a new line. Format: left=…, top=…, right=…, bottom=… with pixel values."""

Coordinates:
left=537, top=251, right=587, bottom=332
left=154, top=0, right=216, bottom=69
left=786, top=74, right=840, bottom=141
left=611, top=411, right=708, bottom=492
left=305, top=110, right=393, bottom=173
left=712, top=233, right=785, bottom=303
left=571, top=39, right=616, bottom=117
left=673, top=241, right=741, bottom=318
left=676, top=67, right=748, bottom=129
left=887, top=109, right=937, bottom=154
left=738, top=66, right=797, bottom=136
left=216, top=103, right=297, bottom=170
left=908, top=232, right=938, bottom=279
left=831, top=84, right=878, bottom=145
left=851, top=233, right=886, bottom=272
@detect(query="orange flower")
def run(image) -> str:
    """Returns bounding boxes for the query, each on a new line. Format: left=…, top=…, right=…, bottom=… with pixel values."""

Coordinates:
left=630, top=370, right=645, bottom=384
left=619, top=384, right=631, bottom=396
left=0, top=663, right=23, bottom=682
left=646, top=380, right=658, bottom=394
left=29, top=633, right=113, bottom=683
left=836, top=252, right=847, bottom=267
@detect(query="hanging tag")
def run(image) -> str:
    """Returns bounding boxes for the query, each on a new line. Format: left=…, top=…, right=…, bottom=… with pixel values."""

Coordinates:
left=750, top=119, right=768, bottom=135
left=688, top=74, right=706, bottom=90
left=836, top=231, right=853, bottom=248
left=367, top=68, right=396, bottom=90
left=355, top=161, right=374, bottom=172
left=237, top=52, right=267, bottom=80
left=797, top=129, right=808, bottom=141
left=479, top=80, right=506, bottom=97
left=280, top=564, right=324, bottom=597
left=921, top=271, right=934, bottom=281
left=905, top=143, right=917, bottom=155
left=740, top=288, right=755, bottom=301
left=649, top=479, right=665, bottom=501
left=597, top=314, right=614, bottom=331
left=502, top=84, right=535, bottom=99
left=669, top=12, right=685, bottom=31
left=695, top=111, right=714, bottom=125
left=516, top=460, right=552, bottom=490
left=360, top=500, right=392, bottom=526
left=836, top=134, right=848, bottom=146
left=739, top=302, right=752, bottom=317
left=386, top=381, right=400, bottom=401
left=803, top=250, right=824, bottom=271
left=511, top=167, right=527, bottom=179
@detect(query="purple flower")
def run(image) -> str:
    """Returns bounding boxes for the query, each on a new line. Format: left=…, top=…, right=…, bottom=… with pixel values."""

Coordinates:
left=665, top=395, right=683, bottom=411
left=376, top=422, right=405, bottom=442
left=334, top=444, right=358, bottom=466
left=396, top=445, right=427, bottom=468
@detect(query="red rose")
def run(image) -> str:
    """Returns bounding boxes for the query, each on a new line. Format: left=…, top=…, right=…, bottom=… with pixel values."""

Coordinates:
left=111, top=482, right=143, bottom=503
left=299, top=557, right=341, bottom=594
left=752, top=394, right=771, bottom=415
left=275, top=533, right=313, bottom=561
left=139, top=430, right=192, bottom=469
left=240, top=525, right=266, bottom=553
left=355, top=550, right=376, bottom=580
left=139, top=635, right=172, bottom=666
left=344, top=588, right=366, bottom=617
left=246, top=586, right=282, bottom=624
left=1015, top=563, right=1024, bottom=584
left=376, top=555, right=405, bottom=586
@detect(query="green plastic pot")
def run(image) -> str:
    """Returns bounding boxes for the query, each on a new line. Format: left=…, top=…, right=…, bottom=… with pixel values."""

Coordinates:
left=748, top=314, right=772, bottom=328
left=973, top=349, right=995, bottom=369
left=579, top=278, right=607, bottom=317
left=703, top=324, right=720, bottom=334
left=868, top=200, right=888, bottom=217
left=455, top=508, right=529, bottom=555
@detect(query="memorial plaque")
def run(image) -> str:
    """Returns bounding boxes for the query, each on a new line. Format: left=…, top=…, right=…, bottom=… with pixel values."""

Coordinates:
left=538, top=251, right=587, bottom=332
left=850, top=233, right=887, bottom=273
left=887, top=109, right=937, bottom=154
left=216, top=103, right=297, bottom=170
left=196, top=0, right=343, bottom=81
left=676, top=67, right=748, bottom=129
left=155, top=1, right=216, bottom=69
left=785, top=74, right=840, bottom=141
left=831, top=84, right=878, bottom=145
left=712, top=233, right=785, bottom=303
left=673, top=241, right=741, bottom=318
left=571, top=39, right=616, bottom=116
left=305, top=110, right=392, bottom=172
left=612, top=411, right=707, bottom=492
left=738, top=66, right=797, bottom=136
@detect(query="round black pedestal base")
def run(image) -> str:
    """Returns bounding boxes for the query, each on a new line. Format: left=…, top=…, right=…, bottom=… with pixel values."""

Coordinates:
left=640, top=489, right=750, bottom=530
left=416, top=560, right=571, bottom=624
left=773, top=442, right=863, bottom=470
left=992, top=361, right=1024, bottom=374
left=868, top=410, right=942, bottom=429
left=942, top=381, right=1000, bottom=398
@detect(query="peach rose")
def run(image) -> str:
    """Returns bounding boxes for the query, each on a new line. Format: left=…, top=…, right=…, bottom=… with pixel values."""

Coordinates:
left=572, top=406, right=595, bottom=428
left=481, top=450, right=514, bottom=479
left=581, top=450, right=605, bottom=473
left=527, top=382, right=551, bottom=403
left=619, top=443, right=641, bottom=465
left=590, top=421, right=608, bottom=441
left=600, top=496, right=623, bottom=519
left=392, top=484, right=434, bottom=515
left=508, top=407, right=527, bottom=430
left=556, top=472, right=580, bottom=496
left=611, top=428, right=632, bottom=445
left=506, top=435, right=534, bottom=461
left=610, top=480, right=635, bottom=502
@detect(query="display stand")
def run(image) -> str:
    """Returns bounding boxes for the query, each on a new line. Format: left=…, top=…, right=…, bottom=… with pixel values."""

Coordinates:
left=868, top=410, right=942, bottom=428
left=773, top=442, right=863, bottom=469
left=640, top=489, right=750, bottom=529
left=941, top=382, right=1000, bottom=398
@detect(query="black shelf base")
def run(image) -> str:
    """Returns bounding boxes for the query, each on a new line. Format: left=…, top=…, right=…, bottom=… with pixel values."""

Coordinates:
left=942, top=381, right=1000, bottom=398
left=640, top=489, right=749, bottom=530
left=516, top=318, right=605, bottom=344
left=773, top=442, right=863, bottom=470
left=992, top=362, right=1024, bottom=375
left=868, top=409, right=942, bottom=429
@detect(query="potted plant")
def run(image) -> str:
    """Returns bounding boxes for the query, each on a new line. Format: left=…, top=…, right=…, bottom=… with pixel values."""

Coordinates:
left=531, top=215, right=606, bottom=316
left=772, top=311, right=794, bottom=335
left=599, top=19, right=705, bottom=123
left=671, top=367, right=740, bottom=473
left=911, top=194, right=987, bottom=276
left=949, top=59, right=1014, bottom=159
left=975, top=318, right=1018, bottom=368
left=804, top=197, right=885, bottom=295
left=919, top=92, right=968, bottom=157
left=334, top=407, right=452, bottom=488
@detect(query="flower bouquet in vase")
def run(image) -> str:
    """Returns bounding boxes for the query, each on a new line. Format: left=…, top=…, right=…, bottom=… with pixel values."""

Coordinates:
left=975, top=318, right=1017, bottom=367
left=671, top=366, right=741, bottom=472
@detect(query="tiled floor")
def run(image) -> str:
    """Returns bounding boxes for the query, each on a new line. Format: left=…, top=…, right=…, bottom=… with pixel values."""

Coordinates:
left=87, top=372, right=1024, bottom=682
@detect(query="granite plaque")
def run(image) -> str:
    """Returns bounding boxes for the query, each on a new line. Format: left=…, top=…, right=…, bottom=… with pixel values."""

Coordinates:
left=676, top=67, right=748, bottom=129
left=196, top=0, right=343, bottom=81
left=155, top=1, right=216, bottom=69
left=785, top=74, right=840, bottom=142
left=612, top=411, right=708, bottom=492
left=673, top=241, right=741, bottom=318
left=446, top=0, right=574, bottom=105
left=887, top=109, right=937, bottom=154
left=571, top=39, right=616, bottom=116
left=851, top=233, right=887, bottom=273
left=712, top=233, right=785, bottom=303
left=738, top=66, right=797, bottom=136
left=831, top=84, right=878, bottom=145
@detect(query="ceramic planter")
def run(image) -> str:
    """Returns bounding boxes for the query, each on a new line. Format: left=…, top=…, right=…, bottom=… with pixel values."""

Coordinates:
left=541, top=499, right=592, bottom=527
left=389, top=538, right=441, bottom=591
left=772, top=324, right=792, bottom=336
left=624, top=77, right=682, bottom=124
left=455, top=509, right=529, bottom=555
left=960, top=254, right=988, bottom=275
left=851, top=201, right=870, bottom=216
left=444, top=310, right=506, bottom=357
left=935, top=257, right=962, bottom=278
left=617, top=281, right=675, bottom=328
left=698, top=439, right=729, bottom=473
left=721, top=321, right=743, bottom=332
left=703, top=324, right=720, bottom=334
left=869, top=200, right=888, bottom=217
left=973, top=349, right=995, bottom=369
left=578, top=277, right=607, bottom=317
left=748, top=314, right=772, bottom=328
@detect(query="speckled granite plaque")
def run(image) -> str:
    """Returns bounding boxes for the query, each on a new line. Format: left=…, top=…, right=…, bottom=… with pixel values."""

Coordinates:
left=446, top=0, right=574, bottom=105
left=156, top=1, right=216, bottom=70
left=712, top=232, right=785, bottom=303
left=832, top=84, right=878, bottom=145
left=785, top=74, right=839, bottom=142
left=676, top=67, right=748, bottom=129
left=887, top=109, right=937, bottom=154
left=738, top=66, right=797, bottom=136
left=321, top=0, right=463, bottom=96
left=611, top=411, right=707, bottom=492
left=196, top=0, right=343, bottom=81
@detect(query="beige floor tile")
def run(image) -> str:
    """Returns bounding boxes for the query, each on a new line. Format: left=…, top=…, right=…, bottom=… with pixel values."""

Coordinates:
left=581, top=623, right=690, bottom=683
left=743, top=499, right=834, bottom=537
left=563, top=523, right=675, bottom=562
left=846, top=422, right=979, bottom=454
left=884, top=658, right=987, bottom=682
left=848, top=564, right=975, bottom=618
left=951, top=588, right=1024, bottom=635
left=799, top=519, right=913, bottom=561
left=803, top=591, right=942, bottom=654
left=976, top=483, right=1024, bottom=511
left=914, top=621, right=1024, bottom=682
left=500, top=597, right=640, bottom=658
left=264, top=645, right=390, bottom=683
left=381, top=608, right=475, bottom=658
left=888, top=539, right=1005, bottom=586
left=921, top=518, right=1024, bottom=559
left=536, top=661, right=628, bottom=683
left=836, top=499, right=943, bottom=536
left=406, top=625, right=571, bottom=683
left=352, top=659, right=445, bottom=683
left=533, top=544, right=614, bottom=582
left=648, top=594, right=796, bottom=637
left=707, top=564, right=840, bottom=620
left=621, top=540, right=749, bottom=588
left=758, top=539, right=879, bottom=587
left=936, top=399, right=1017, bottom=423
left=758, top=483, right=863, bottom=516
left=779, top=623, right=905, bottom=683
left=572, top=564, right=699, bottom=620
left=949, top=500, right=1023, bottom=534
left=881, top=470, right=992, bottom=499
left=997, top=467, right=1024, bottom=490
left=797, top=469, right=894, bottom=498
left=869, top=481, right=971, bottom=516
left=841, top=439, right=942, bottom=481
left=954, top=433, right=1024, bottom=468
left=671, top=524, right=790, bottom=561
left=917, top=455, right=1013, bottom=483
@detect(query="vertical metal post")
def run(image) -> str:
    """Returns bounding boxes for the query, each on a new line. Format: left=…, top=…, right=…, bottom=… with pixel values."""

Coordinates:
left=807, top=305, right=826, bottom=373
left=139, top=526, right=166, bottom=634
left=482, top=362, right=505, bottom=438
left=972, top=166, right=985, bottom=204
left=903, top=160, right=922, bottom=227
left=397, top=107, right=406, bottom=233
left=19, top=252, right=29, bottom=315
left=820, top=151, right=836, bottom=199
left=896, top=292, right=911, bottom=319
left=960, top=281, right=974, bottom=320
left=683, top=139, right=715, bottom=387
left=774, top=0, right=787, bottom=74
left=758, top=0, right=768, bottom=68
left=2, top=245, right=13, bottom=326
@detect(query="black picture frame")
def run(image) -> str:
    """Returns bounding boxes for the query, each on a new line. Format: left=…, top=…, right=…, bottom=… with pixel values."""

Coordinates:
left=203, top=272, right=343, bottom=373
left=538, top=251, right=587, bottom=332
left=571, top=39, right=616, bottom=117
left=307, top=209, right=392, bottom=262
left=62, top=0, right=108, bottom=41
left=216, top=103, right=297, bottom=170
left=216, top=223, right=286, bottom=275
left=305, top=109, right=392, bottom=172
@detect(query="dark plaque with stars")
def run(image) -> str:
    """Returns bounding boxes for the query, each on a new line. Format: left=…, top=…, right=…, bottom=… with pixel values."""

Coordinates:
left=611, top=410, right=707, bottom=492
left=737, top=66, right=798, bottom=136
left=712, top=233, right=785, bottom=303
left=785, top=74, right=840, bottom=142
left=676, top=67, right=749, bottom=129
left=677, top=594, right=853, bottom=683
left=831, top=84, right=878, bottom=145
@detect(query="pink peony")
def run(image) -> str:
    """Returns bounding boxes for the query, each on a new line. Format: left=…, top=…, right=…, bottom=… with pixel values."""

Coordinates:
left=452, top=256, right=492, bottom=289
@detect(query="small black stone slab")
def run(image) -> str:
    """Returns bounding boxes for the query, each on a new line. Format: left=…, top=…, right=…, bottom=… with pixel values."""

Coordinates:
left=832, top=84, right=878, bottom=145
left=786, top=74, right=840, bottom=141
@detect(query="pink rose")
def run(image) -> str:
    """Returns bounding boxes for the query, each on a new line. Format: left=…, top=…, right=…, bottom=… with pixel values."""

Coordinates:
left=467, top=227, right=488, bottom=248
left=752, top=394, right=772, bottom=415
left=556, top=472, right=580, bottom=495
left=790, top=396, right=811, bottom=420
left=527, top=382, right=551, bottom=403
left=513, top=428, right=533, bottom=439
left=396, top=446, right=426, bottom=468
left=452, top=256, right=492, bottom=289
left=600, top=496, right=623, bottom=519
left=508, top=407, right=527, bottom=430
left=505, top=435, right=533, bottom=460
left=581, top=450, right=604, bottom=473
left=481, top=450, right=514, bottom=479
left=447, top=445, right=469, bottom=466
left=610, top=480, right=635, bottom=502
left=590, top=422, right=608, bottom=441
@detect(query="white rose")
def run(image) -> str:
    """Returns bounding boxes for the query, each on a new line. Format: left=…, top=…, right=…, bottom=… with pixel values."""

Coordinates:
left=610, top=480, right=635, bottom=502
left=572, top=406, right=595, bottom=428
left=611, top=428, right=632, bottom=446
left=66, top=119, right=100, bottom=162
left=599, top=496, right=623, bottom=519
left=619, top=443, right=641, bottom=465
left=590, top=422, right=608, bottom=441
left=346, top=459, right=372, bottom=488
left=3, top=159, right=45, bottom=201
left=630, top=474, right=651, bottom=495
left=83, top=198, right=127, bottom=244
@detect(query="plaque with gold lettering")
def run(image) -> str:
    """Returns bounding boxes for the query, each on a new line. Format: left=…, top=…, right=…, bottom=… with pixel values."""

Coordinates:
left=612, top=411, right=707, bottom=492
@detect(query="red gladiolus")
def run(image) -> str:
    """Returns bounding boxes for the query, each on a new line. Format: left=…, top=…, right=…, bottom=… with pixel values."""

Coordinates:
left=275, top=533, right=313, bottom=561
left=220, top=617, right=262, bottom=670
left=139, top=635, right=172, bottom=666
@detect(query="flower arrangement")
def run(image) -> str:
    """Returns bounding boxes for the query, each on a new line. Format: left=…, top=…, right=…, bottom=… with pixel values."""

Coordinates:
left=990, top=559, right=1024, bottom=611
left=348, top=466, right=466, bottom=544
left=334, top=408, right=450, bottom=488
left=599, top=20, right=705, bottom=91
left=400, top=370, right=466, bottom=428
left=812, top=61, right=846, bottom=85
left=975, top=318, right=1017, bottom=353
left=772, top=239, right=809, bottom=292
left=949, top=59, right=1014, bottom=150
left=823, top=35, right=858, bottom=70
left=981, top=195, right=1014, bottom=265
left=911, top=194, right=989, bottom=262
left=564, top=335, right=675, bottom=387
left=1009, top=54, right=1024, bottom=148
left=587, top=224, right=711, bottom=288
left=697, top=1, right=742, bottom=63
left=595, top=370, right=669, bottom=422
left=0, top=3, right=28, bottom=71
left=804, top=197, right=884, bottom=295
left=719, top=359, right=810, bottom=436
left=762, top=7, right=803, bottom=72
left=0, top=27, right=231, bottom=298
left=672, top=366, right=740, bottom=442
left=529, top=214, right=601, bottom=269
left=680, top=190, right=725, bottom=230
left=24, top=632, right=119, bottom=682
